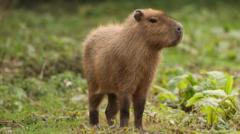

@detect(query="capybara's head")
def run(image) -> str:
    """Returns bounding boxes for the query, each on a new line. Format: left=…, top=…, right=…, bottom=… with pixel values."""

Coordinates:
left=132, top=8, right=183, bottom=49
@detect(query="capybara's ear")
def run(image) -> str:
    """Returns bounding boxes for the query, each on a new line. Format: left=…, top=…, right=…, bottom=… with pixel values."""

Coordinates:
left=134, top=9, right=143, bottom=22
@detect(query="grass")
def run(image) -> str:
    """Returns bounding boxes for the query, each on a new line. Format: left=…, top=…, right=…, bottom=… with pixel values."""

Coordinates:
left=0, top=0, right=240, bottom=133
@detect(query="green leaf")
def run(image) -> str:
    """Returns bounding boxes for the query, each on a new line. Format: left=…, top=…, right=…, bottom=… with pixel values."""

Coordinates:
left=207, top=71, right=225, bottom=80
left=225, top=75, right=233, bottom=94
left=201, top=106, right=219, bottom=126
left=152, top=85, right=177, bottom=101
left=207, top=71, right=227, bottom=89
left=157, top=93, right=177, bottom=102
left=178, top=79, right=188, bottom=89
left=202, top=90, right=227, bottom=98
left=168, top=74, right=189, bottom=89
left=199, top=97, right=221, bottom=107
left=186, top=92, right=204, bottom=107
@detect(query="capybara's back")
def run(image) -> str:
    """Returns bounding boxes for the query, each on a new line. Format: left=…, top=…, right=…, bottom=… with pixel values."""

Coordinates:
left=82, top=8, right=183, bottom=131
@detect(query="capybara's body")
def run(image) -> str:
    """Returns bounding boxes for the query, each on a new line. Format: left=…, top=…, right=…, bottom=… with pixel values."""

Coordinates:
left=82, top=8, right=182, bottom=131
left=83, top=24, right=159, bottom=94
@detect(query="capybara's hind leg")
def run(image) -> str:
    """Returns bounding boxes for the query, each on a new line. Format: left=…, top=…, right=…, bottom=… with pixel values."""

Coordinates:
left=89, top=92, right=104, bottom=126
left=105, top=93, right=118, bottom=126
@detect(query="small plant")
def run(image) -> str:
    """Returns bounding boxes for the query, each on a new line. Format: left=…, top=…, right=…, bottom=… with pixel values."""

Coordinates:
left=160, top=71, right=239, bottom=127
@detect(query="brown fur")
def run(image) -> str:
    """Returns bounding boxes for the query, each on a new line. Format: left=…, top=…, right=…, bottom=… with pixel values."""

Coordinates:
left=82, top=8, right=182, bottom=131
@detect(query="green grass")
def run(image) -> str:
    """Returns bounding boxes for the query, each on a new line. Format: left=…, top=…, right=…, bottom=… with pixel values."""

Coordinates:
left=0, top=0, right=240, bottom=133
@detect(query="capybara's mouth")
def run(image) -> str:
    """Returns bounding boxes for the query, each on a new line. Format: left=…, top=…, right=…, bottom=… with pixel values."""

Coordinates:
left=169, top=35, right=182, bottom=47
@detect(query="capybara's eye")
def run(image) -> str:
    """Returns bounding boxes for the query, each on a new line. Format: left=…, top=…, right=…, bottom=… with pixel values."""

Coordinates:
left=148, top=18, right=158, bottom=23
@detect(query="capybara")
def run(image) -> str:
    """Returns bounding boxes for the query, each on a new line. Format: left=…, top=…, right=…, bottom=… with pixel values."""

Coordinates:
left=82, top=8, right=183, bottom=130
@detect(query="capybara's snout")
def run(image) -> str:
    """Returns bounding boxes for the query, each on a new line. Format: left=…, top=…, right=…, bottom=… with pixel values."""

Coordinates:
left=169, top=21, right=183, bottom=47
left=175, top=23, right=183, bottom=37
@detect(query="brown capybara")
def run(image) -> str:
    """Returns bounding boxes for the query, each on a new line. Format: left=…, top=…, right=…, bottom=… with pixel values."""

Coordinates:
left=82, top=8, right=183, bottom=131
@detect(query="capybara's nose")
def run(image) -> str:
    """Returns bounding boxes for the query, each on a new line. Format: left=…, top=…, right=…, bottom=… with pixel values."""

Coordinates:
left=175, top=22, right=183, bottom=34
left=176, top=27, right=182, bottom=33
left=175, top=25, right=183, bottom=35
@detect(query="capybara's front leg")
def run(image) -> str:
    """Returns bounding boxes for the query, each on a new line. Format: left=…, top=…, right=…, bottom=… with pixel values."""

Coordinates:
left=132, top=90, right=147, bottom=131
left=119, top=94, right=130, bottom=127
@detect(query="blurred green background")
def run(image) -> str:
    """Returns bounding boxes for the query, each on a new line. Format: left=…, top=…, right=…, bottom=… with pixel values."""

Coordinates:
left=0, top=0, right=240, bottom=133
